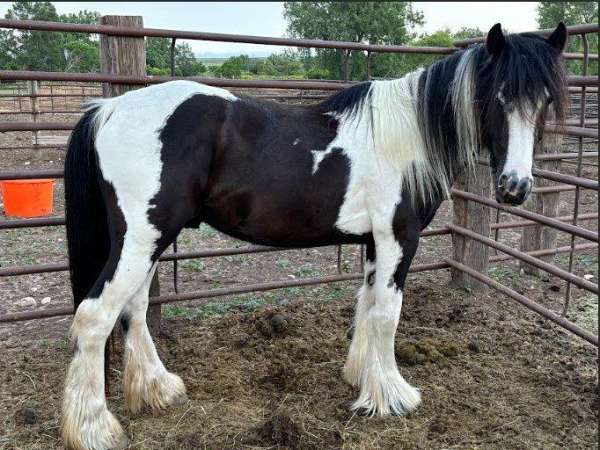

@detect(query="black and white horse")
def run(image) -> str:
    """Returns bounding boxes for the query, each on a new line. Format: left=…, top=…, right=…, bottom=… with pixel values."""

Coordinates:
left=61, top=23, right=567, bottom=450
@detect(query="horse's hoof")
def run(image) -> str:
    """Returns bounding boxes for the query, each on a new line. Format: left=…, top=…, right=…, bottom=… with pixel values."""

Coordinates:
left=112, top=434, right=129, bottom=450
left=173, top=392, right=189, bottom=407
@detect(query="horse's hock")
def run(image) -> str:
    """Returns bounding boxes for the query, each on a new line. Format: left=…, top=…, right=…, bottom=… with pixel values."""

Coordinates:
left=0, top=15, right=598, bottom=448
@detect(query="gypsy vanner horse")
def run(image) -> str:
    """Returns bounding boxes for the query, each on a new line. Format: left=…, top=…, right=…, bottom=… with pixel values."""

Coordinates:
left=61, top=24, right=567, bottom=449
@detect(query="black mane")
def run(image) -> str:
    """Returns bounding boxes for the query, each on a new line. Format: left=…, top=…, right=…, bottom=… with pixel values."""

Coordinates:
left=319, top=81, right=372, bottom=117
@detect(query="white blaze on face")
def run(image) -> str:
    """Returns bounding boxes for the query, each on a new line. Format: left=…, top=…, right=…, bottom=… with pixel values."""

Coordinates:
left=502, top=105, right=537, bottom=181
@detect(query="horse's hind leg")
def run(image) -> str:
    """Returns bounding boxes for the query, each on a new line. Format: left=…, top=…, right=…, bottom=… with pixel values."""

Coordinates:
left=121, top=262, right=187, bottom=414
left=62, top=235, right=156, bottom=450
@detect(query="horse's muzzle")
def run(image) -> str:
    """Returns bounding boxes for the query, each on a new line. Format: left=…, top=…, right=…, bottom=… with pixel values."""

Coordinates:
left=495, top=171, right=532, bottom=206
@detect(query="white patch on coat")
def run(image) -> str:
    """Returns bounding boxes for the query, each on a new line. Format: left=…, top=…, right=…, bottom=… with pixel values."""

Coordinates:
left=502, top=104, right=538, bottom=182
left=314, top=72, right=424, bottom=236
left=63, top=80, right=236, bottom=449
left=310, top=148, right=333, bottom=174
left=292, top=138, right=301, bottom=146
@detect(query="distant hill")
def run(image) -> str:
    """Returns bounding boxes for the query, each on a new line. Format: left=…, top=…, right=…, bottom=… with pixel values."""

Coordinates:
left=197, top=56, right=268, bottom=67
left=195, top=50, right=274, bottom=59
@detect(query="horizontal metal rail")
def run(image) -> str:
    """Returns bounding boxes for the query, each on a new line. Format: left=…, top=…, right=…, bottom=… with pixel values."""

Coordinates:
left=0, top=260, right=449, bottom=323
left=453, top=23, right=600, bottom=46
left=0, top=93, right=100, bottom=99
left=534, top=152, right=598, bottom=161
left=0, top=144, right=67, bottom=151
left=0, top=169, right=63, bottom=180
left=0, top=110, right=83, bottom=115
left=0, top=71, right=596, bottom=91
left=532, top=167, right=599, bottom=191
left=0, top=71, right=354, bottom=90
left=3, top=120, right=596, bottom=137
left=491, top=212, right=598, bottom=230
left=0, top=19, right=455, bottom=55
left=445, top=258, right=597, bottom=346
left=490, top=242, right=597, bottom=263
left=450, top=189, right=598, bottom=242
left=0, top=227, right=451, bottom=276
left=1, top=19, right=596, bottom=61
left=0, top=215, right=65, bottom=229
left=545, top=124, right=599, bottom=139
left=532, top=185, right=577, bottom=194
left=448, top=224, right=598, bottom=294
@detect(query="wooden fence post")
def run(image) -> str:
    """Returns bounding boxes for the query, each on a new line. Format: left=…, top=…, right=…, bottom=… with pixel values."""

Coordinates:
left=30, top=80, right=39, bottom=149
left=520, top=138, right=562, bottom=276
left=99, top=15, right=162, bottom=334
left=451, top=164, right=492, bottom=290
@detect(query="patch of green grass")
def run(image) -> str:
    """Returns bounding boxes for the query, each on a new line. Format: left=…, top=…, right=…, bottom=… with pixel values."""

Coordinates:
left=324, top=286, right=344, bottom=303
left=554, top=253, right=598, bottom=275
left=199, top=224, right=218, bottom=238
left=295, top=263, right=318, bottom=278
left=183, top=259, right=206, bottom=272
left=554, top=254, right=569, bottom=265
left=225, top=254, right=249, bottom=263
left=577, top=254, right=598, bottom=270
left=488, top=266, right=514, bottom=281
left=167, top=295, right=267, bottom=320
left=282, top=287, right=302, bottom=297
left=164, top=305, right=192, bottom=319
left=276, top=258, right=292, bottom=269
left=572, top=294, right=599, bottom=333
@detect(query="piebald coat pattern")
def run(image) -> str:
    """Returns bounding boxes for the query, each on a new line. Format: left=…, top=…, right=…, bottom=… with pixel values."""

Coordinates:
left=61, top=23, right=568, bottom=450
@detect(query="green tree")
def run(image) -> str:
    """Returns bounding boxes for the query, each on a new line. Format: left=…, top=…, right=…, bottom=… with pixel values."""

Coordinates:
left=537, top=2, right=598, bottom=74
left=174, top=42, right=206, bottom=76
left=371, top=27, right=483, bottom=79
left=4, top=1, right=63, bottom=70
left=284, top=2, right=424, bottom=81
left=213, top=55, right=250, bottom=79
left=146, top=38, right=206, bottom=76
left=0, top=2, right=101, bottom=72
left=146, top=37, right=171, bottom=73
left=60, top=10, right=101, bottom=72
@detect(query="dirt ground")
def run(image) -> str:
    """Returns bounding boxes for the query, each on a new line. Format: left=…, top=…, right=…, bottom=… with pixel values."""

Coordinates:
left=0, top=83, right=598, bottom=449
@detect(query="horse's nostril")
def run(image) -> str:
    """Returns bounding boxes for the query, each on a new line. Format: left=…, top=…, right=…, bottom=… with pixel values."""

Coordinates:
left=507, top=177, right=519, bottom=192
left=518, top=179, right=530, bottom=192
left=497, top=173, right=508, bottom=189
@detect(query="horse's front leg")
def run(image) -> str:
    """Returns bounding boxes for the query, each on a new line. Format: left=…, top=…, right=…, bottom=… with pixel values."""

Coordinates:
left=346, top=226, right=421, bottom=416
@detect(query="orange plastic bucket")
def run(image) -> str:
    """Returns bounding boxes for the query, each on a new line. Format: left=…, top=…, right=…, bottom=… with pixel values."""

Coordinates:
left=0, top=179, right=55, bottom=218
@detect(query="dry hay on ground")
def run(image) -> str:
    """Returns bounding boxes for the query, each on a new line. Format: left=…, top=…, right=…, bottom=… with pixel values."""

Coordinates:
left=1, top=274, right=597, bottom=450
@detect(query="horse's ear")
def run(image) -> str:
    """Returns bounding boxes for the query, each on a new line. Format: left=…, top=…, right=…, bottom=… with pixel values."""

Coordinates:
left=486, top=23, right=506, bottom=56
left=547, top=22, right=567, bottom=53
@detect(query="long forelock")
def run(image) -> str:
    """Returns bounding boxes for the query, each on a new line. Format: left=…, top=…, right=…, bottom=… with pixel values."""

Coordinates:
left=482, top=33, right=568, bottom=124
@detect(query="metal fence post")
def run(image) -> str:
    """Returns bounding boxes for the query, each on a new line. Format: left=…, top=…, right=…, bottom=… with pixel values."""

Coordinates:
left=451, top=165, right=492, bottom=290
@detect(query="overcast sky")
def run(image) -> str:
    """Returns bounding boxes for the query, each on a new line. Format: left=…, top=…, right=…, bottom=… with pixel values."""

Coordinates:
left=0, top=2, right=540, bottom=57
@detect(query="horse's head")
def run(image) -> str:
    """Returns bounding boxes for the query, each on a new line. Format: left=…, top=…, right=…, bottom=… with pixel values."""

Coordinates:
left=476, top=22, right=568, bottom=206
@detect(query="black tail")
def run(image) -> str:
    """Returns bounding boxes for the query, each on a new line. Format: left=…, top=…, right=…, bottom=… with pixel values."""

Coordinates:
left=64, top=107, right=110, bottom=309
